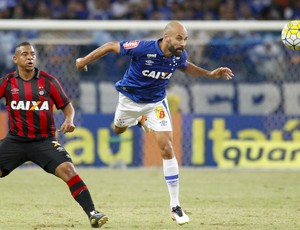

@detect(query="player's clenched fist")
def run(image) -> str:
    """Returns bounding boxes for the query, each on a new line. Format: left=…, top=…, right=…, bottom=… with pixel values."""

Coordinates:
left=76, top=58, right=88, bottom=71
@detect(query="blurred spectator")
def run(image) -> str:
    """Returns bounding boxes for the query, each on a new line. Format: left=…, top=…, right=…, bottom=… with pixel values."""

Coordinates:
left=127, top=4, right=147, bottom=20
left=250, top=0, right=272, bottom=15
left=249, top=36, right=285, bottom=81
left=87, top=0, right=112, bottom=20
left=284, top=0, right=300, bottom=19
left=110, top=0, right=129, bottom=19
left=152, top=0, right=171, bottom=20
left=218, top=0, right=238, bottom=20
left=238, top=3, right=256, bottom=20
left=65, top=0, right=89, bottom=19
left=11, top=4, right=23, bottom=18
left=0, top=0, right=297, bottom=20
left=50, top=0, right=68, bottom=19
left=203, top=0, right=221, bottom=20
left=19, top=0, right=40, bottom=19
left=0, top=7, right=10, bottom=18
left=131, top=0, right=153, bottom=19
left=170, top=1, right=195, bottom=20
left=0, top=0, right=17, bottom=18
left=0, top=31, right=19, bottom=73
left=192, top=1, right=205, bottom=19
left=284, top=49, right=300, bottom=81
left=149, top=10, right=164, bottom=20
left=35, top=1, right=51, bottom=19
left=259, top=0, right=282, bottom=20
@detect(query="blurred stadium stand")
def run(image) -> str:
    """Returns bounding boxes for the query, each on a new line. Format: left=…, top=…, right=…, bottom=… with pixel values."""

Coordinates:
left=0, top=0, right=299, bottom=113
left=1, top=0, right=300, bottom=20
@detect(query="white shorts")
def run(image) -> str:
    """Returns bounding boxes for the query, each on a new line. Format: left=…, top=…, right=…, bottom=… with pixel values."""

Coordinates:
left=114, top=93, right=173, bottom=132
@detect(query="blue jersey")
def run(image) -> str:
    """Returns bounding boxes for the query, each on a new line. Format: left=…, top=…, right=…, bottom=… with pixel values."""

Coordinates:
left=115, top=39, right=188, bottom=103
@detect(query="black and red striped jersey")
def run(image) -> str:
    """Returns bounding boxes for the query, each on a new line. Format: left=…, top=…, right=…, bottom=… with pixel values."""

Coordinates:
left=0, top=68, right=70, bottom=139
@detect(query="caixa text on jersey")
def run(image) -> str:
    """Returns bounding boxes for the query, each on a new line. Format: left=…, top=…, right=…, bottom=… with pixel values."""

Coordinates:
left=11, top=100, right=49, bottom=111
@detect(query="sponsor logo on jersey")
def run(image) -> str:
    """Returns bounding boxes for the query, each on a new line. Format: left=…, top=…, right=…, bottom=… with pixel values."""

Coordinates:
left=147, top=53, right=157, bottom=58
left=11, top=88, right=19, bottom=94
left=160, top=120, right=168, bottom=126
left=52, top=141, right=65, bottom=152
left=11, top=100, right=49, bottom=111
left=145, top=60, right=154, bottom=66
left=123, top=40, right=140, bottom=49
left=155, top=106, right=166, bottom=119
left=38, top=86, right=45, bottom=96
left=52, top=140, right=60, bottom=147
left=142, top=70, right=172, bottom=79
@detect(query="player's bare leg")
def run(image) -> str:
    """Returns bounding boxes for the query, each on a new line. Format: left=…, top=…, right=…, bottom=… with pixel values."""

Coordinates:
left=154, top=131, right=189, bottom=225
left=113, top=125, right=128, bottom=134
left=55, top=161, right=78, bottom=182
left=114, top=115, right=151, bottom=134
left=137, top=115, right=151, bottom=132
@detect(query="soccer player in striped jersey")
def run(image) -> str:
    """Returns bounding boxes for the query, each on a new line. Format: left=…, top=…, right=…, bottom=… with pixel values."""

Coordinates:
left=76, top=21, right=234, bottom=225
left=0, top=42, right=108, bottom=228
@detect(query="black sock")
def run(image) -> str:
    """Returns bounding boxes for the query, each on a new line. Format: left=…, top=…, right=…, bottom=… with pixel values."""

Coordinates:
left=67, top=174, right=95, bottom=217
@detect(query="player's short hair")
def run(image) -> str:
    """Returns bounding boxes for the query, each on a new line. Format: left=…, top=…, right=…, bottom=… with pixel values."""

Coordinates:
left=15, top=41, right=33, bottom=53
left=15, top=41, right=32, bottom=50
left=16, top=41, right=32, bottom=48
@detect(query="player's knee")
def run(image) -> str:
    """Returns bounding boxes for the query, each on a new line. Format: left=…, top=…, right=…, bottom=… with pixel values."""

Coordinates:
left=159, top=143, right=174, bottom=159
left=55, top=162, right=77, bottom=182
left=161, top=149, right=174, bottom=159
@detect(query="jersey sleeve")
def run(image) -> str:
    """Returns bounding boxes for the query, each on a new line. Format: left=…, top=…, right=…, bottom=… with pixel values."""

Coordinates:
left=177, top=50, right=189, bottom=69
left=49, top=77, right=70, bottom=109
left=119, top=40, right=145, bottom=56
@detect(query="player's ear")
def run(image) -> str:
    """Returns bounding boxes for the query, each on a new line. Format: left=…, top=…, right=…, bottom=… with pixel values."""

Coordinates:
left=13, top=55, right=17, bottom=63
left=164, top=34, right=171, bottom=43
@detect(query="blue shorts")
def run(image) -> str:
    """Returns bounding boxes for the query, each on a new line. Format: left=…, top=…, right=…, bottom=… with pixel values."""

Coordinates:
left=0, top=133, right=72, bottom=177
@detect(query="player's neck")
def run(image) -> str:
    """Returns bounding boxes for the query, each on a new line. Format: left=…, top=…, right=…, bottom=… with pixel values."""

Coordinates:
left=18, top=67, right=36, bottom=81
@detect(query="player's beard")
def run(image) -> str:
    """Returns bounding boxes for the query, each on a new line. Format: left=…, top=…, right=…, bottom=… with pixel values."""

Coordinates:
left=168, top=44, right=184, bottom=57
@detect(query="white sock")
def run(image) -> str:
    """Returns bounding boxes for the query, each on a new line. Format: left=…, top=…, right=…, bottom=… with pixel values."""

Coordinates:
left=163, top=157, right=180, bottom=209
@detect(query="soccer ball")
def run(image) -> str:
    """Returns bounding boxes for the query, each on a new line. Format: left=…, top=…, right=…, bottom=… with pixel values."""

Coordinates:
left=281, top=20, right=300, bottom=51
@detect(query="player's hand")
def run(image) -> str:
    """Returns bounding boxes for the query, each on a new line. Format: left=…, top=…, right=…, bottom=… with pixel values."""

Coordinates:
left=210, top=67, right=234, bottom=80
left=58, top=120, right=76, bottom=134
left=76, top=58, right=88, bottom=72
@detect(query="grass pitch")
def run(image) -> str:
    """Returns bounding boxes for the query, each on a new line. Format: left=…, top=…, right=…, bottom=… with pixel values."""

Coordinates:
left=1, top=167, right=300, bottom=230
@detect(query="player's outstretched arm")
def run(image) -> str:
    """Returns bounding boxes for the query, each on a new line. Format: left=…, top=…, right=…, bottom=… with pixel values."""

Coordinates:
left=181, top=61, right=234, bottom=80
left=76, top=41, right=121, bottom=72
left=209, top=67, right=234, bottom=80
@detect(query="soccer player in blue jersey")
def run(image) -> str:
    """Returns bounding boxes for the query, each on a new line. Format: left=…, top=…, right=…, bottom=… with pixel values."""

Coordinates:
left=76, top=21, right=234, bottom=225
left=0, top=42, right=108, bottom=228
